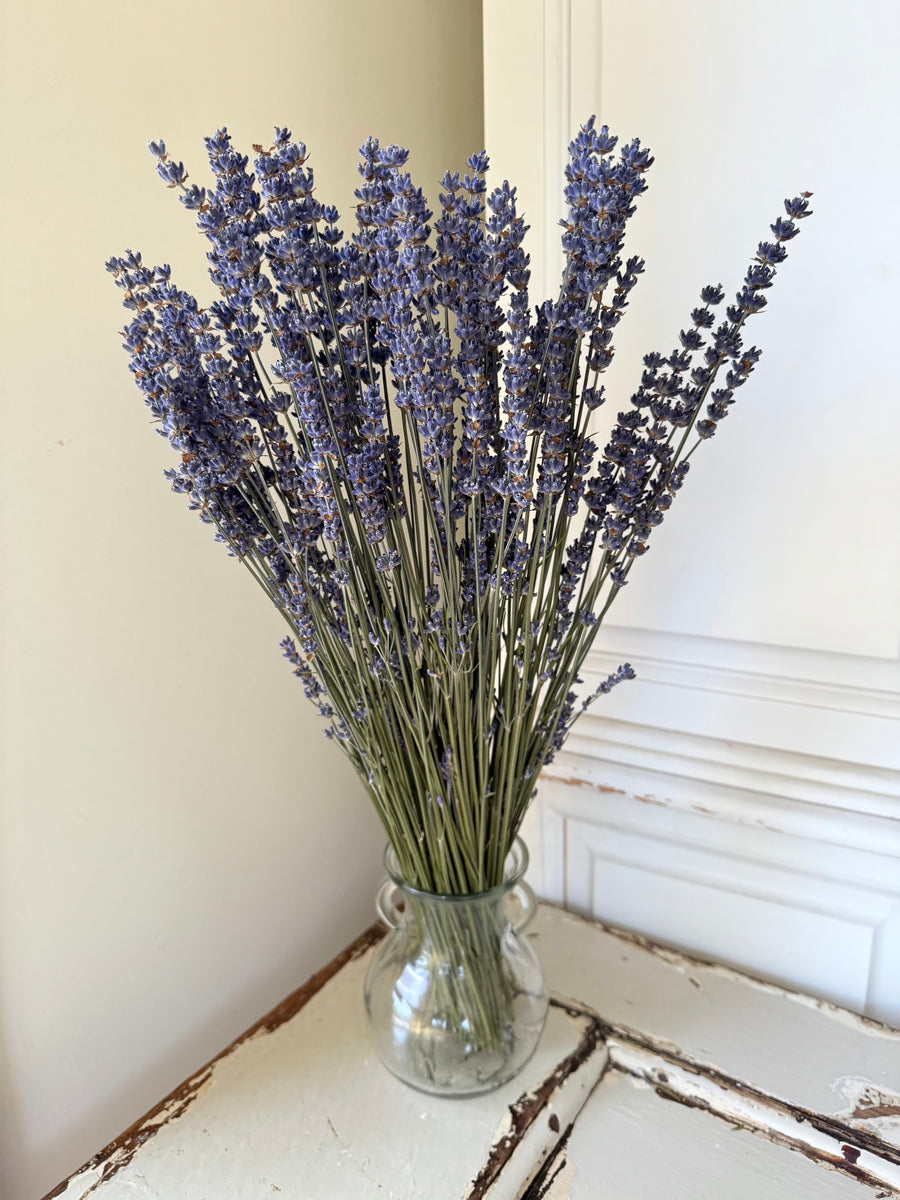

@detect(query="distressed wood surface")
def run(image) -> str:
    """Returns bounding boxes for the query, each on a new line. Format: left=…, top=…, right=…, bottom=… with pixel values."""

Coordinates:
left=532, top=906, right=900, bottom=1158
left=530, top=1070, right=873, bottom=1200
left=48, top=906, right=900, bottom=1199
left=47, top=925, right=606, bottom=1200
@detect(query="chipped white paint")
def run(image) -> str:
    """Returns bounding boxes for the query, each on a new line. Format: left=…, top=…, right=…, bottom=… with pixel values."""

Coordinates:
left=480, top=1027, right=609, bottom=1200
left=534, top=908, right=900, bottom=1134
left=51, top=1172, right=100, bottom=1200
left=50, top=943, right=592, bottom=1200
left=565, top=1071, right=874, bottom=1200
left=538, top=765, right=900, bottom=1025
left=49, top=908, right=900, bottom=1199
left=489, top=1106, right=516, bottom=1147
left=607, top=1040, right=900, bottom=1194
left=544, top=1157, right=575, bottom=1200
left=834, top=1078, right=900, bottom=1142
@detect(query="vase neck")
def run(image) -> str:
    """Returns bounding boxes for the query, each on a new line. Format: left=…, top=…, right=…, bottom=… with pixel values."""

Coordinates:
left=383, top=838, right=529, bottom=901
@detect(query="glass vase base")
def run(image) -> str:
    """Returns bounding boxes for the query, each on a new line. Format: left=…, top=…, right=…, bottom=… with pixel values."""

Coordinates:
left=364, top=839, right=549, bottom=1098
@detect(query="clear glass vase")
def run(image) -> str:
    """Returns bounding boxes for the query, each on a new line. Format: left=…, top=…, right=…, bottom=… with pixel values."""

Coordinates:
left=363, top=838, right=549, bottom=1097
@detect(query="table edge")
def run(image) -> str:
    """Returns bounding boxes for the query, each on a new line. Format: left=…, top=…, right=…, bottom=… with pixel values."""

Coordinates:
left=43, top=923, right=386, bottom=1199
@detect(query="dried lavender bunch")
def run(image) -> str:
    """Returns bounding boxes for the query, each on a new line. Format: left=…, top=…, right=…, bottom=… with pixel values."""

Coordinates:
left=108, top=120, right=811, bottom=893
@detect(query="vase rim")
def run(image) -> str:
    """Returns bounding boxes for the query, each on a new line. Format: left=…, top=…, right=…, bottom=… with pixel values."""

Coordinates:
left=382, top=837, right=529, bottom=903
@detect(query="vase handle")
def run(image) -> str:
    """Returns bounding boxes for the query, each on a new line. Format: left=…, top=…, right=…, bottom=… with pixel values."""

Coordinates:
left=511, top=880, right=538, bottom=932
left=375, top=878, right=403, bottom=929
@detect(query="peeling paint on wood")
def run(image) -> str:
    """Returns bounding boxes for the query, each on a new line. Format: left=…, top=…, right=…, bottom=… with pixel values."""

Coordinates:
left=463, top=1004, right=608, bottom=1200
left=544, top=906, right=900, bottom=1038
left=535, top=904, right=900, bottom=1126
left=600, top=1037, right=900, bottom=1193
left=566, top=1069, right=881, bottom=1200
left=837, top=1079, right=900, bottom=1130
left=44, top=925, right=384, bottom=1200
left=519, top=1127, right=574, bottom=1199
left=633, top=793, right=668, bottom=807
left=47, top=907, right=900, bottom=1199
left=535, top=1155, right=575, bottom=1200
left=48, top=940, right=589, bottom=1200
left=541, top=773, right=625, bottom=795
left=544, top=905, right=900, bottom=1037
left=630, top=1064, right=896, bottom=1193
left=857, top=1104, right=900, bottom=1121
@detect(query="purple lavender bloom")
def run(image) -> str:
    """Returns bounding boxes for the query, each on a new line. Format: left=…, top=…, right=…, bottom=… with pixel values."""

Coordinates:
left=110, top=122, right=812, bottom=895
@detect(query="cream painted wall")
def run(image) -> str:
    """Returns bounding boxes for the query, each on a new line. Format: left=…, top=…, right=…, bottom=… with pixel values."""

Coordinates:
left=0, top=3, right=483, bottom=1196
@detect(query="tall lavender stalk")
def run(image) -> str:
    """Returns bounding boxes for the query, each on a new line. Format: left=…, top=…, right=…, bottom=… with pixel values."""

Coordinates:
left=108, top=120, right=811, bottom=894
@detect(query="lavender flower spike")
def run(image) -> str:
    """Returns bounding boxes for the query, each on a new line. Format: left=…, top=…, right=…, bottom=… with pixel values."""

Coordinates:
left=110, top=121, right=812, bottom=894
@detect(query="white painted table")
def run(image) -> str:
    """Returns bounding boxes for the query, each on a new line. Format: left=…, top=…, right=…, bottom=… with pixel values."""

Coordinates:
left=48, top=907, right=900, bottom=1199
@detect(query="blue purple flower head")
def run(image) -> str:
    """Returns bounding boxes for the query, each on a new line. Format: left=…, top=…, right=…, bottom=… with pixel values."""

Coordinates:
left=107, top=120, right=810, bottom=885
